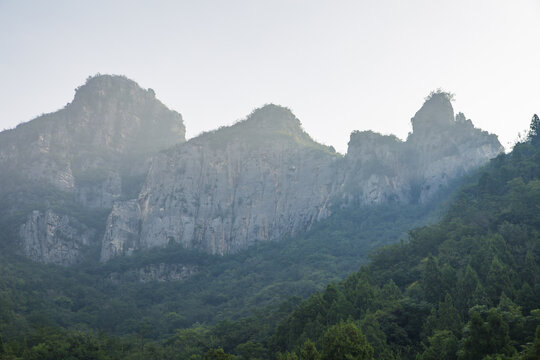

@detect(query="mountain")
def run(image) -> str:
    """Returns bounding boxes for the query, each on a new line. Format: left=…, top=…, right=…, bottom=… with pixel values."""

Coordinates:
left=262, top=121, right=540, bottom=360
left=101, top=91, right=502, bottom=261
left=103, top=116, right=536, bottom=360
left=0, top=74, right=185, bottom=265
left=0, top=103, right=536, bottom=359
left=101, top=104, right=340, bottom=260
left=342, top=92, right=501, bottom=204
left=0, top=80, right=503, bottom=266
left=0, top=76, right=524, bottom=359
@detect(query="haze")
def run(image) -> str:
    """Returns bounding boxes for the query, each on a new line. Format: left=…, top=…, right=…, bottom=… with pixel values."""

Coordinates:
left=1, top=0, right=539, bottom=152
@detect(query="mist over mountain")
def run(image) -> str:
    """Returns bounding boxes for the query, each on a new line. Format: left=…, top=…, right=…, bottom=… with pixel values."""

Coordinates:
left=0, top=76, right=502, bottom=267
left=0, top=75, right=185, bottom=265
left=6, top=75, right=540, bottom=360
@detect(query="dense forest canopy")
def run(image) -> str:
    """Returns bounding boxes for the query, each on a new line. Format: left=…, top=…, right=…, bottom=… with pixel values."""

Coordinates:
left=1, top=115, right=539, bottom=359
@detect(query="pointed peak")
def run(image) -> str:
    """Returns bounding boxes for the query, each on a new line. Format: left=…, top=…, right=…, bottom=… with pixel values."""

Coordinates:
left=411, top=90, right=455, bottom=135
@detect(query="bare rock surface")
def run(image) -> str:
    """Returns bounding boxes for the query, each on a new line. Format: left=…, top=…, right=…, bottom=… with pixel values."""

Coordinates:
left=0, top=75, right=185, bottom=265
left=101, top=94, right=503, bottom=261
left=19, top=210, right=96, bottom=265
left=0, top=78, right=503, bottom=265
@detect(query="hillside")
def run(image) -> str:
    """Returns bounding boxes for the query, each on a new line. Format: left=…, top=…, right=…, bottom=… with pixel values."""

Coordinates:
left=1, top=113, right=536, bottom=358
left=179, top=115, right=540, bottom=360
left=0, top=77, right=511, bottom=360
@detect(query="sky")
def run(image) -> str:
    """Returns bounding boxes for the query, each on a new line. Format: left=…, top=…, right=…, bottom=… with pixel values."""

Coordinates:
left=1, top=0, right=539, bottom=153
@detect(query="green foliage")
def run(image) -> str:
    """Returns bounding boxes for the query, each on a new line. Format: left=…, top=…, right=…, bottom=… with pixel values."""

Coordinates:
left=204, top=348, right=235, bottom=360
left=2, top=116, right=540, bottom=359
left=320, top=322, right=373, bottom=360
left=298, top=340, right=320, bottom=360
left=418, top=330, right=458, bottom=360
left=527, top=114, right=540, bottom=146
left=0, top=187, right=441, bottom=342
left=264, top=134, right=540, bottom=359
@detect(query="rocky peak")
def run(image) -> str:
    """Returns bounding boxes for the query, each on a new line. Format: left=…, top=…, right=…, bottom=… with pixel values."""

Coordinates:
left=340, top=91, right=503, bottom=205
left=67, top=74, right=186, bottom=155
left=3, top=81, right=505, bottom=264
left=0, top=75, right=189, bottom=265
left=410, top=91, right=455, bottom=136
left=0, top=74, right=186, bottom=191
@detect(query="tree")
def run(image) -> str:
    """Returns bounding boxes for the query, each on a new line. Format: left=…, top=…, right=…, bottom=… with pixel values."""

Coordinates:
left=459, top=310, right=490, bottom=360
left=298, top=340, right=320, bottom=360
left=422, top=255, right=443, bottom=303
left=437, top=294, right=462, bottom=336
left=459, top=308, right=515, bottom=360
left=520, top=326, right=540, bottom=360
left=455, top=265, right=482, bottom=314
left=360, top=312, right=389, bottom=358
left=528, top=114, right=540, bottom=146
left=486, top=256, right=514, bottom=301
left=321, top=322, right=373, bottom=360
left=204, top=348, right=234, bottom=360
left=418, top=330, right=458, bottom=360
left=234, top=341, right=266, bottom=360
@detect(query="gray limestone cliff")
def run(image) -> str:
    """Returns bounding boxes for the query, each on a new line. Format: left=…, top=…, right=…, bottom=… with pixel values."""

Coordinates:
left=0, top=78, right=504, bottom=265
left=0, top=74, right=185, bottom=201
left=0, top=75, right=185, bottom=265
left=19, top=210, right=96, bottom=266
left=342, top=92, right=503, bottom=204
left=100, top=94, right=503, bottom=261
left=103, top=105, right=341, bottom=259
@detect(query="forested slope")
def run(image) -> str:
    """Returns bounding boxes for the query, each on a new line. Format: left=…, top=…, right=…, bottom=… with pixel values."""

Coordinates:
left=267, top=116, right=540, bottom=359
left=0, top=102, right=536, bottom=358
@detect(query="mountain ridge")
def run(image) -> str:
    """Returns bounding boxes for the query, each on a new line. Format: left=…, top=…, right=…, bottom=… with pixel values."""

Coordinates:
left=0, top=75, right=503, bottom=264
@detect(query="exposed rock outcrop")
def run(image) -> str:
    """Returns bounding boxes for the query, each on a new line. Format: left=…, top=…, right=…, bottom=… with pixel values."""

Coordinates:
left=342, top=92, right=503, bottom=204
left=101, top=200, right=141, bottom=261
left=100, top=94, right=503, bottom=261
left=0, top=74, right=185, bottom=205
left=105, top=105, right=341, bottom=257
left=0, top=75, right=186, bottom=265
left=19, top=210, right=96, bottom=266
left=0, top=76, right=503, bottom=265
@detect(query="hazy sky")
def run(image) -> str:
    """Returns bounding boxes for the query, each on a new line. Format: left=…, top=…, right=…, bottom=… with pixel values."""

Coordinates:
left=1, top=0, right=539, bottom=152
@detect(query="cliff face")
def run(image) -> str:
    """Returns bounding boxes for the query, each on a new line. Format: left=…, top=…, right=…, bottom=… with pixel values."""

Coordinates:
left=102, top=105, right=341, bottom=259
left=19, top=210, right=96, bottom=266
left=1, top=77, right=503, bottom=265
left=0, top=75, right=185, bottom=201
left=0, top=75, right=185, bottom=265
left=341, top=92, right=504, bottom=204
left=100, top=95, right=503, bottom=261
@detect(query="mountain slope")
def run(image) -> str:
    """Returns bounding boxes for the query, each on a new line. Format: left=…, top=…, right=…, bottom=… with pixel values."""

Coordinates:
left=260, top=118, right=540, bottom=359
left=0, top=115, right=535, bottom=359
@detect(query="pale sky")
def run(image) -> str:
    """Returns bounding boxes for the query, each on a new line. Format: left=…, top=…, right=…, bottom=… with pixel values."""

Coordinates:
left=1, top=0, right=539, bottom=152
